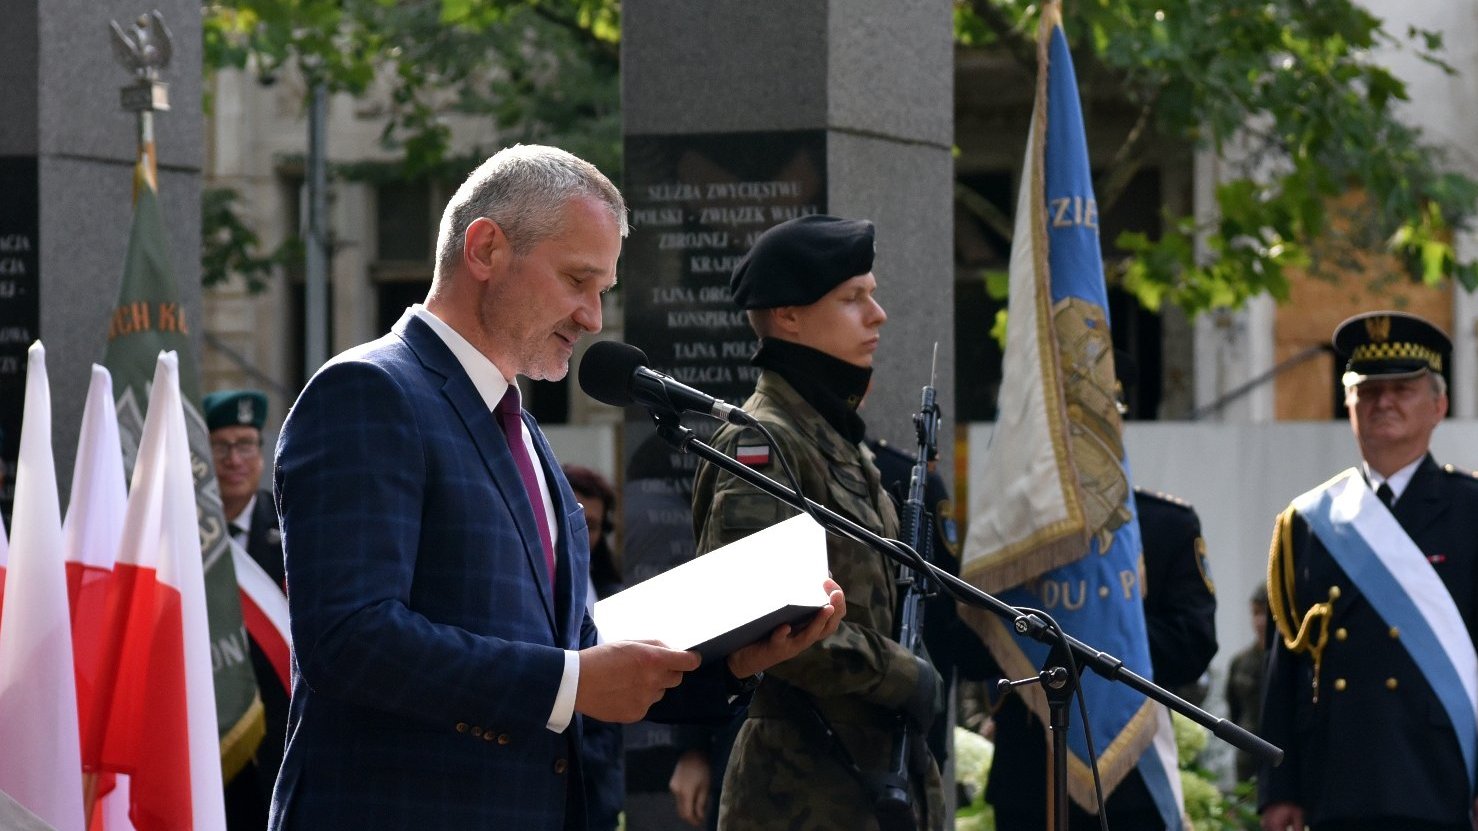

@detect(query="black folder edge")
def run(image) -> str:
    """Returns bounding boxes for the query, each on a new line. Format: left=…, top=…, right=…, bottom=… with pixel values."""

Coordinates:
left=690, top=603, right=823, bottom=664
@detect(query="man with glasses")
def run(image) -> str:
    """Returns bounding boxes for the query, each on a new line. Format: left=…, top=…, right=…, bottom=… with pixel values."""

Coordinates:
left=205, top=389, right=278, bottom=578
left=204, top=388, right=287, bottom=830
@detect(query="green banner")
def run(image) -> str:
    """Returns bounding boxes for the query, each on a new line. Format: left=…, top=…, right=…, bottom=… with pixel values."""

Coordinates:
left=102, top=159, right=263, bottom=779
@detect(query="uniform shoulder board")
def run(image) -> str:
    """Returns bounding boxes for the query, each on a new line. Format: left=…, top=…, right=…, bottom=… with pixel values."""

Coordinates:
left=1441, top=463, right=1478, bottom=480
left=1135, top=487, right=1194, bottom=511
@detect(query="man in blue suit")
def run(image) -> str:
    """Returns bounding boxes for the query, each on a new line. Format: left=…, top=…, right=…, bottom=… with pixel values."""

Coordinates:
left=269, top=144, right=845, bottom=830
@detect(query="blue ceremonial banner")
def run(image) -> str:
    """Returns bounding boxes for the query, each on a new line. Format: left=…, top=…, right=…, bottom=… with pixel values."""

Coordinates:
left=961, top=4, right=1184, bottom=825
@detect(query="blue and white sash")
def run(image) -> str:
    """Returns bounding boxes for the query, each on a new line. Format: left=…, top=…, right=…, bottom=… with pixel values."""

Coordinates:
left=1293, top=468, right=1478, bottom=782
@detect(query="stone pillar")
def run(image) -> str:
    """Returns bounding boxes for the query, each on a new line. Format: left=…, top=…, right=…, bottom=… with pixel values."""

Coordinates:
left=620, top=0, right=956, bottom=469
left=0, top=0, right=202, bottom=504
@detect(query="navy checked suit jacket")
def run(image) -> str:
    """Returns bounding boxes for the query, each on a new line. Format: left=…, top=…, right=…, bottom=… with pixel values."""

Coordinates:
left=269, top=312, right=595, bottom=830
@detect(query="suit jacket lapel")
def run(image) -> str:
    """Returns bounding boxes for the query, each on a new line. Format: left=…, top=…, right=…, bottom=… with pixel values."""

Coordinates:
left=395, top=314, right=559, bottom=632
left=526, top=420, right=579, bottom=639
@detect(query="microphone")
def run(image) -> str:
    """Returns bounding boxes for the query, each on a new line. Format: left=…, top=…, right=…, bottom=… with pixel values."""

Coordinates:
left=579, top=340, right=751, bottom=426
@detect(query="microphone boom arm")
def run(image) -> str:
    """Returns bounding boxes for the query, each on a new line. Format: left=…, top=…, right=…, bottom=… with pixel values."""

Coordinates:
left=652, top=417, right=1283, bottom=768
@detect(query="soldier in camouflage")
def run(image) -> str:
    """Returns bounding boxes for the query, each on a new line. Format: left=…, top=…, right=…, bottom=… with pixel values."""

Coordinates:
left=692, top=215, right=945, bottom=831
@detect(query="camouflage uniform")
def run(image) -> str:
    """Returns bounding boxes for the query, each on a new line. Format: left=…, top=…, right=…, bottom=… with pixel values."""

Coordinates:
left=692, top=370, right=944, bottom=831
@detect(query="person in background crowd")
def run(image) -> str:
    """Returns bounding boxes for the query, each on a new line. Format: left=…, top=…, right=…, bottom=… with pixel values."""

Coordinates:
left=203, top=388, right=288, bottom=831
left=564, top=463, right=626, bottom=831
left=1225, top=584, right=1268, bottom=783
left=1261, top=311, right=1478, bottom=831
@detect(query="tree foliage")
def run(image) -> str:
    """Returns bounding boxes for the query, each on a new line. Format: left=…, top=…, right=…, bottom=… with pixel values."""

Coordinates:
left=203, top=0, right=1478, bottom=315
left=958, top=0, right=1478, bottom=315
left=203, top=0, right=621, bottom=175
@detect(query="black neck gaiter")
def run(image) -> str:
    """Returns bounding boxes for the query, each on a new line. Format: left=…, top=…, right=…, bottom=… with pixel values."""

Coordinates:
left=752, top=338, right=873, bottom=444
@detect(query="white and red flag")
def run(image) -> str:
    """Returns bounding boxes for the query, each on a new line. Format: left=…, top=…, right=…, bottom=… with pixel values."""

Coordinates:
left=0, top=342, right=87, bottom=831
left=84, top=351, right=226, bottom=831
left=62, top=365, right=137, bottom=831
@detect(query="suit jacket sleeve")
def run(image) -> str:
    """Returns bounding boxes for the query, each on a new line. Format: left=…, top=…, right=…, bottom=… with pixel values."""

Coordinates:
left=276, top=358, right=566, bottom=735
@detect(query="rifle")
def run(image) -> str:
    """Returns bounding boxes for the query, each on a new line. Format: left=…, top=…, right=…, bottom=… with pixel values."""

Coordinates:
left=874, top=347, right=942, bottom=831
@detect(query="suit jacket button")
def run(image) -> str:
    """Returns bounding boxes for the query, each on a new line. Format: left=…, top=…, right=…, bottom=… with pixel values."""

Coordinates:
left=471, top=726, right=484, bottom=737
left=497, top=733, right=511, bottom=745
left=1386, top=677, right=1399, bottom=690
left=1388, top=626, right=1400, bottom=639
left=1333, top=678, right=1347, bottom=692
left=553, top=758, right=568, bottom=774
left=455, top=722, right=469, bottom=733
left=1334, top=628, right=1348, bottom=641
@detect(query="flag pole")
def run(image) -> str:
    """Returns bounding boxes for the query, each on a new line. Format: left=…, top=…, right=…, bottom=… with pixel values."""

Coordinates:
left=92, top=13, right=174, bottom=827
left=109, top=11, right=172, bottom=195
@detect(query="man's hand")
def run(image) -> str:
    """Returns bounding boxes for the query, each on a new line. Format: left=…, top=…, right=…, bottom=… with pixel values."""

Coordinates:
left=726, top=578, right=846, bottom=680
left=669, top=748, right=711, bottom=828
left=1261, top=802, right=1305, bottom=831
left=574, top=641, right=702, bottom=723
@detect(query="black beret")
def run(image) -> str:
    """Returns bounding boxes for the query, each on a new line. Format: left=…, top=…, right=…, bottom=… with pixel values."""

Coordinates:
left=1332, top=310, right=1451, bottom=386
left=729, top=215, right=875, bottom=310
left=202, top=389, right=268, bottom=432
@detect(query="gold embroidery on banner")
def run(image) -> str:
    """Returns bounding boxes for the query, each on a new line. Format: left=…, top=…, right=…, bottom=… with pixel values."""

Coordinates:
left=1054, top=297, right=1131, bottom=553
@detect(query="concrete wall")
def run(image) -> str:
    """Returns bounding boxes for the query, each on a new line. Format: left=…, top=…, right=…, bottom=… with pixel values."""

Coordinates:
left=965, top=418, right=1478, bottom=684
left=622, top=0, right=957, bottom=467
left=0, top=1, right=201, bottom=498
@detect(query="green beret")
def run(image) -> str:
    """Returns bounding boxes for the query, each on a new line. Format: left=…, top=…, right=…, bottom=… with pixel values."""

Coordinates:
left=1332, top=311, right=1450, bottom=387
left=729, top=215, right=875, bottom=310
left=202, top=389, right=268, bottom=432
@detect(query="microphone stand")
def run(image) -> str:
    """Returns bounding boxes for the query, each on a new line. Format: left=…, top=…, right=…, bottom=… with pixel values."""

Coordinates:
left=653, top=413, right=1282, bottom=830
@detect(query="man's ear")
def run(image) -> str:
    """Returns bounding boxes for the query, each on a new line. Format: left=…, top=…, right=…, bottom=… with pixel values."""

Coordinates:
left=463, top=217, right=511, bottom=283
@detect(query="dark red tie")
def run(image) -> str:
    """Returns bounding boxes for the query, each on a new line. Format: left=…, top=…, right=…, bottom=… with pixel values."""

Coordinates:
left=497, top=386, right=556, bottom=587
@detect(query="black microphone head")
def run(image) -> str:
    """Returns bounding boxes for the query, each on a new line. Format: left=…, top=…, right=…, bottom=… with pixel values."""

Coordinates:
left=579, top=340, right=649, bottom=407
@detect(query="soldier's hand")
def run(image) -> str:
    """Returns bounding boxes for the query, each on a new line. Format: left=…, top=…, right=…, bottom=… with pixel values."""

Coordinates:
left=1260, top=802, right=1305, bottom=831
left=669, top=748, right=711, bottom=828
left=902, top=655, right=944, bottom=731
left=726, top=578, right=846, bottom=679
left=575, top=640, right=701, bottom=723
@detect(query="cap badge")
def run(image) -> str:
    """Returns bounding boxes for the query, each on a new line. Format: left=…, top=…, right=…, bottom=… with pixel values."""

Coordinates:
left=237, top=398, right=254, bottom=425
left=1364, top=315, right=1391, bottom=343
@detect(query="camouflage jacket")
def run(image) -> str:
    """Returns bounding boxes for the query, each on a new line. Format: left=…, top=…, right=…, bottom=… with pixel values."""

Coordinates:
left=692, top=370, right=944, bottom=831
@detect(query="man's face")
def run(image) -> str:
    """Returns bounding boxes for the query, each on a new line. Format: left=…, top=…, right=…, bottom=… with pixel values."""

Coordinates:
left=1346, top=375, right=1447, bottom=461
left=211, top=425, right=263, bottom=506
left=481, top=195, right=622, bottom=381
left=784, top=272, right=887, bottom=367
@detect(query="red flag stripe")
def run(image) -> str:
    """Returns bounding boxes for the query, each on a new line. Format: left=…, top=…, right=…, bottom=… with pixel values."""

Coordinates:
left=93, top=563, right=192, bottom=830
left=233, top=544, right=291, bottom=690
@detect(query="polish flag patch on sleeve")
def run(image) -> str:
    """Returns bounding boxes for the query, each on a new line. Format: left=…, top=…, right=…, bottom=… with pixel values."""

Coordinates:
left=736, top=443, right=771, bottom=467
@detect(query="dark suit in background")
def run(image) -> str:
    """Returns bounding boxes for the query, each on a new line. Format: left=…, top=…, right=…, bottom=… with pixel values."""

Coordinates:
left=243, top=491, right=288, bottom=817
left=986, top=488, right=1218, bottom=831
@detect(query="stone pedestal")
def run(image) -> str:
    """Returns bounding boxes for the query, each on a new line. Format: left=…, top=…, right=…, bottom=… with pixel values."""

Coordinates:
left=620, top=0, right=956, bottom=471
left=0, top=0, right=202, bottom=504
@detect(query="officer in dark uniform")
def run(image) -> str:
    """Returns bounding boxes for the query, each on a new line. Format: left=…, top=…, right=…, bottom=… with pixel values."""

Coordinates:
left=984, top=486, right=1218, bottom=830
left=1261, top=311, right=1478, bottom=831
left=203, top=389, right=288, bottom=830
